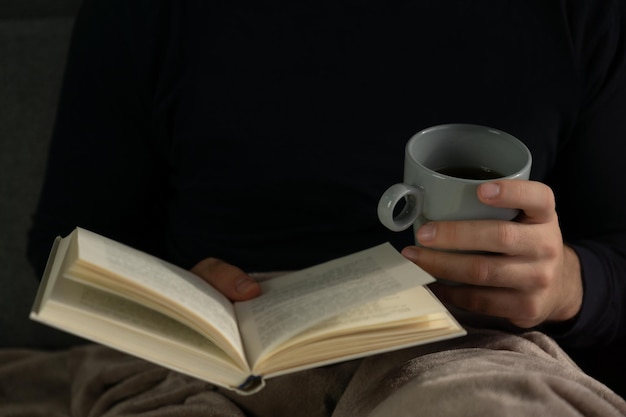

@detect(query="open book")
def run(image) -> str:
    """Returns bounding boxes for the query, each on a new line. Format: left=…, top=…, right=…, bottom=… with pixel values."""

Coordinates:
left=31, top=228, right=466, bottom=394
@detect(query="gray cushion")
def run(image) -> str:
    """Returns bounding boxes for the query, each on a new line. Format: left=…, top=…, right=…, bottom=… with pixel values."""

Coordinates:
left=0, top=5, right=83, bottom=348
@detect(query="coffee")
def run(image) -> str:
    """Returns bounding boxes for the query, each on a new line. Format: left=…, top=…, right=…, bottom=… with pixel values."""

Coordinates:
left=435, top=165, right=503, bottom=180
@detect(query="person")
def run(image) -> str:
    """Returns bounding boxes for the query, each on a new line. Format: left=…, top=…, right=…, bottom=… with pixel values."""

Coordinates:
left=25, top=0, right=626, bottom=415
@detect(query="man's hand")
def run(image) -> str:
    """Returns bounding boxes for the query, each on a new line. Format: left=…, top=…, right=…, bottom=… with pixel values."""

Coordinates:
left=190, top=258, right=261, bottom=302
left=401, top=180, right=583, bottom=328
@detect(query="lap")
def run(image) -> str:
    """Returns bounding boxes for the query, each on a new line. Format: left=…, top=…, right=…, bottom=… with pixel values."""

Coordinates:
left=1, top=329, right=624, bottom=417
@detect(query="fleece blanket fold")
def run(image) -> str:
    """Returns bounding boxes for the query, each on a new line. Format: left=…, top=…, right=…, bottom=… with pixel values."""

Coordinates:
left=1, top=328, right=624, bottom=417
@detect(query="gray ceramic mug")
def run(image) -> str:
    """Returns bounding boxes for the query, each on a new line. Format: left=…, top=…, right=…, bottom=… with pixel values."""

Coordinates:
left=378, top=124, right=532, bottom=233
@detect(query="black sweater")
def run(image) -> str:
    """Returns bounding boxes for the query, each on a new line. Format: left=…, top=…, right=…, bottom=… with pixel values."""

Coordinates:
left=28, top=0, right=626, bottom=348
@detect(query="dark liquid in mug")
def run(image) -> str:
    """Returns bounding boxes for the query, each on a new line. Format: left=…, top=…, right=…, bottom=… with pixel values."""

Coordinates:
left=435, top=165, right=504, bottom=180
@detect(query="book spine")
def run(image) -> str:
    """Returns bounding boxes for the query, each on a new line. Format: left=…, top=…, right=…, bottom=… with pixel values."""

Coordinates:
left=235, top=375, right=265, bottom=395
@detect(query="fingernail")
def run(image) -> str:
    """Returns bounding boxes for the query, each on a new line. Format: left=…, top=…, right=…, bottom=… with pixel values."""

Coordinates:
left=417, top=223, right=436, bottom=242
left=401, top=246, right=420, bottom=262
left=235, top=276, right=257, bottom=294
left=479, top=182, right=500, bottom=199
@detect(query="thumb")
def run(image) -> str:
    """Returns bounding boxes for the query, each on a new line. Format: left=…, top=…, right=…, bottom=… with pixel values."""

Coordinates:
left=190, top=257, right=261, bottom=302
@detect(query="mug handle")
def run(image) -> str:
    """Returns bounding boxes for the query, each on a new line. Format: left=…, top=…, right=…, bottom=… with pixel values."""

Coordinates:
left=377, top=183, right=424, bottom=232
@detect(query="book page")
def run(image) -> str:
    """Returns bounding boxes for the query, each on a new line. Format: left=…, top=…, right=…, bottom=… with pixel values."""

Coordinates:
left=251, top=285, right=465, bottom=376
left=31, top=236, right=67, bottom=315
left=235, top=243, right=435, bottom=366
left=58, top=276, right=235, bottom=362
left=287, top=285, right=448, bottom=343
left=68, top=228, right=245, bottom=367
left=33, top=275, right=252, bottom=389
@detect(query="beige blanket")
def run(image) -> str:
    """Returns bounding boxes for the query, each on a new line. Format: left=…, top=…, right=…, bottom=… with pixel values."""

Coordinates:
left=1, top=328, right=625, bottom=417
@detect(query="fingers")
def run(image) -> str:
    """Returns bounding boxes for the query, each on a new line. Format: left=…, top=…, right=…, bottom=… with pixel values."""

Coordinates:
left=416, top=220, right=519, bottom=254
left=477, top=180, right=557, bottom=223
left=415, top=180, right=561, bottom=256
left=190, top=258, right=261, bottom=302
left=429, top=283, right=545, bottom=328
left=401, top=245, right=550, bottom=290
left=402, top=245, right=557, bottom=327
left=416, top=220, right=560, bottom=258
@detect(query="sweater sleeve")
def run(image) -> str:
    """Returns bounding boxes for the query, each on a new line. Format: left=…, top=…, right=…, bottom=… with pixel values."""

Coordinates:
left=545, top=0, right=626, bottom=347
